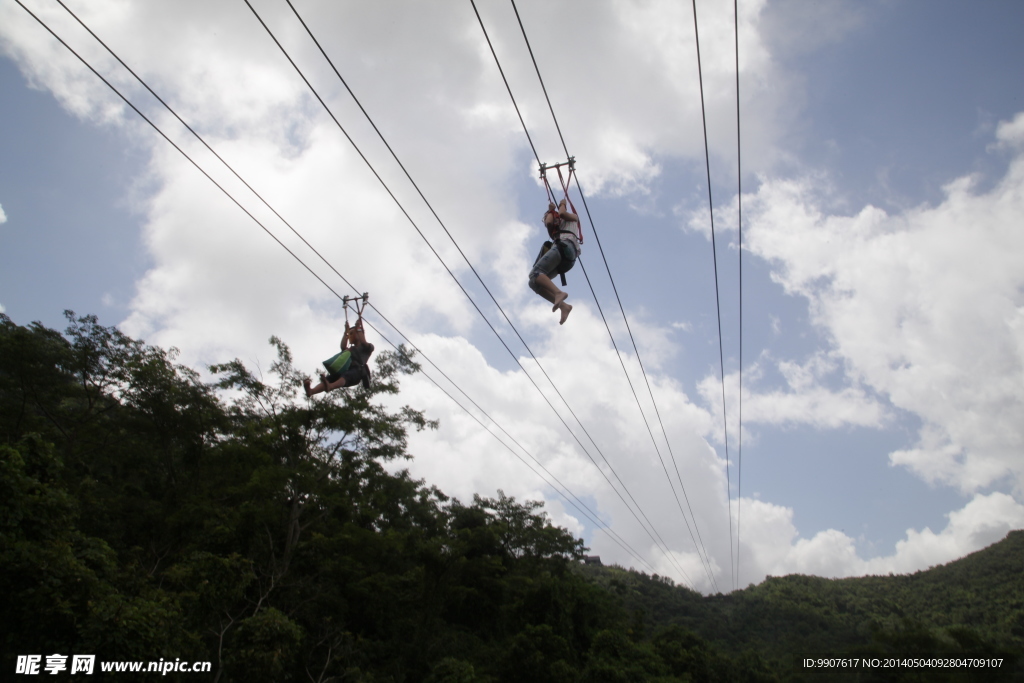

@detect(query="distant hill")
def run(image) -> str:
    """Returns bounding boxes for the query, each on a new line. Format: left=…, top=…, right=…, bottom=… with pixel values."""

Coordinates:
left=581, top=531, right=1024, bottom=680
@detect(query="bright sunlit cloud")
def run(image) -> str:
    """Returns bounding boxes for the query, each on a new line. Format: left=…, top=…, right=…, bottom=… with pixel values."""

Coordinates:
left=744, top=128, right=1024, bottom=494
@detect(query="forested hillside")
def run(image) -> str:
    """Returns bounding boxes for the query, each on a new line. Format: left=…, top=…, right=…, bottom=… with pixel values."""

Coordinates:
left=2, top=312, right=1021, bottom=682
left=583, top=531, right=1024, bottom=680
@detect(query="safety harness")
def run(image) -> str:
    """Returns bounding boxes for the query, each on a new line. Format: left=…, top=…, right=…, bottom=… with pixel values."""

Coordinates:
left=322, top=293, right=371, bottom=385
left=539, top=157, right=583, bottom=286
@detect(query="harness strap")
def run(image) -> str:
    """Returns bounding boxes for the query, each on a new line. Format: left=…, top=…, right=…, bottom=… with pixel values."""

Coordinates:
left=541, top=173, right=558, bottom=206
left=555, top=166, right=583, bottom=245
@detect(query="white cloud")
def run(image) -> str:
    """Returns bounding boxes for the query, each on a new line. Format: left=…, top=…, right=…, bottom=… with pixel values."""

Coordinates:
left=741, top=378, right=884, bottom=431
left=994, top=111, right=1024, bottom=149
left=743, top=120, right=1024, bottom=493
left=0, top=1, right=133, bottom=125
left=738, top=492, right=1024, bottom=584
left=697, top=353, right=887, bottom=449
left=0, top=201, right=7, bottom=224
left=866, top=492, right=1024, bottom=574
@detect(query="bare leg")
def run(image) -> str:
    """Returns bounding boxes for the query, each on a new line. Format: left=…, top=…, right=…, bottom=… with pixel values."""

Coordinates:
left=532, top=273, right=572, bottom=324
left=306, top=373, right=347, bottom=396
left=307, top=382, right=329, bottom=396
left=325, top=376, right=348, bottom=391
left=557, top=301, right=572, bottom=324
left=531, top=273, right=560, bottom=304
left=306, top=376, right=329, bottom=396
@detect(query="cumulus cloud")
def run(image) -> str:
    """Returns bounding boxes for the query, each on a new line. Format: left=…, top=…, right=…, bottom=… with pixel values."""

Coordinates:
left=740, top=492, right=1024, bottom=584
left=994, top=111, right=1024, bottom=149
left=699, top=353, right=888, bottom=443
left=0, top=202, right=7, bottom=224
left=743, top=116, right=1024, bottom=494
left=0, top=1, right=134, bottom=125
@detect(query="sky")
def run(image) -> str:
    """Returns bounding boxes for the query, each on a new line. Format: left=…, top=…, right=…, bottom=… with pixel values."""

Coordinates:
left=2, top=0, right=1024, bottom=594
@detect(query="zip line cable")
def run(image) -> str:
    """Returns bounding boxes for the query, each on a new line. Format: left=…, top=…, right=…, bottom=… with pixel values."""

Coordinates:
left=467, top=0, right=710, bottom=587
left=363, top=306, right=657, bottom=574
left=499, top=0, right=716, bottom=589
left=28, top=0, right=660, bottom=577
left=494, top=0, right=721, bottom=591
left=12, top=3, right=340, bottom=304
left=734, top=0, right=744, bottom=589
left=360, top=312, right=652, bottom=572
left=689, top=0, right=736, bottom=590
left=402, top=357, right=657, bottom=574
left=250, top=0, right=698, bottom=585
left=366, top=321, right=653, bottom=572
left=506, top=0, right=719, bottom=589
left=364, top=308, right=657, bottom=573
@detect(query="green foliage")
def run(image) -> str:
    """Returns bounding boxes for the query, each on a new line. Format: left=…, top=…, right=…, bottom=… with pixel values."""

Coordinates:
left=581, top=536, right=1024, bottom=681
left=581, top=629, right=668, bottom=682
left=2, top=311, right=1022, bottom=682
left=500, top=624, right=576, bottom=682
left=0, top=438, right=113, bottom=655
left=425, top=657, right=490, bottom=683
left=0, top=313, right=592, bottom=680
left=226, top=608, right=304, bottom=682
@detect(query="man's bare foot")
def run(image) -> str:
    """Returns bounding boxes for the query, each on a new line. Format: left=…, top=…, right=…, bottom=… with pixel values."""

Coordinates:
left=558, top=303, right=572, bottom=325
left=552, top=291, right=568, bottom=311
left=303, top=378, right=312, bottom=397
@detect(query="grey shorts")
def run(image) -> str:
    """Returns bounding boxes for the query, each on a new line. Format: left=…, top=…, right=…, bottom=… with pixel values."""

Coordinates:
left=529, top=241, right=576, bottom=283
left=328, top=365, right=365, bottom=386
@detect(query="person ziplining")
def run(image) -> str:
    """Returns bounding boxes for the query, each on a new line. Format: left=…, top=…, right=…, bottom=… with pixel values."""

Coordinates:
left=304, top=293, right=374, bottom=396
left=528, top=158, right=582, bottom=325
